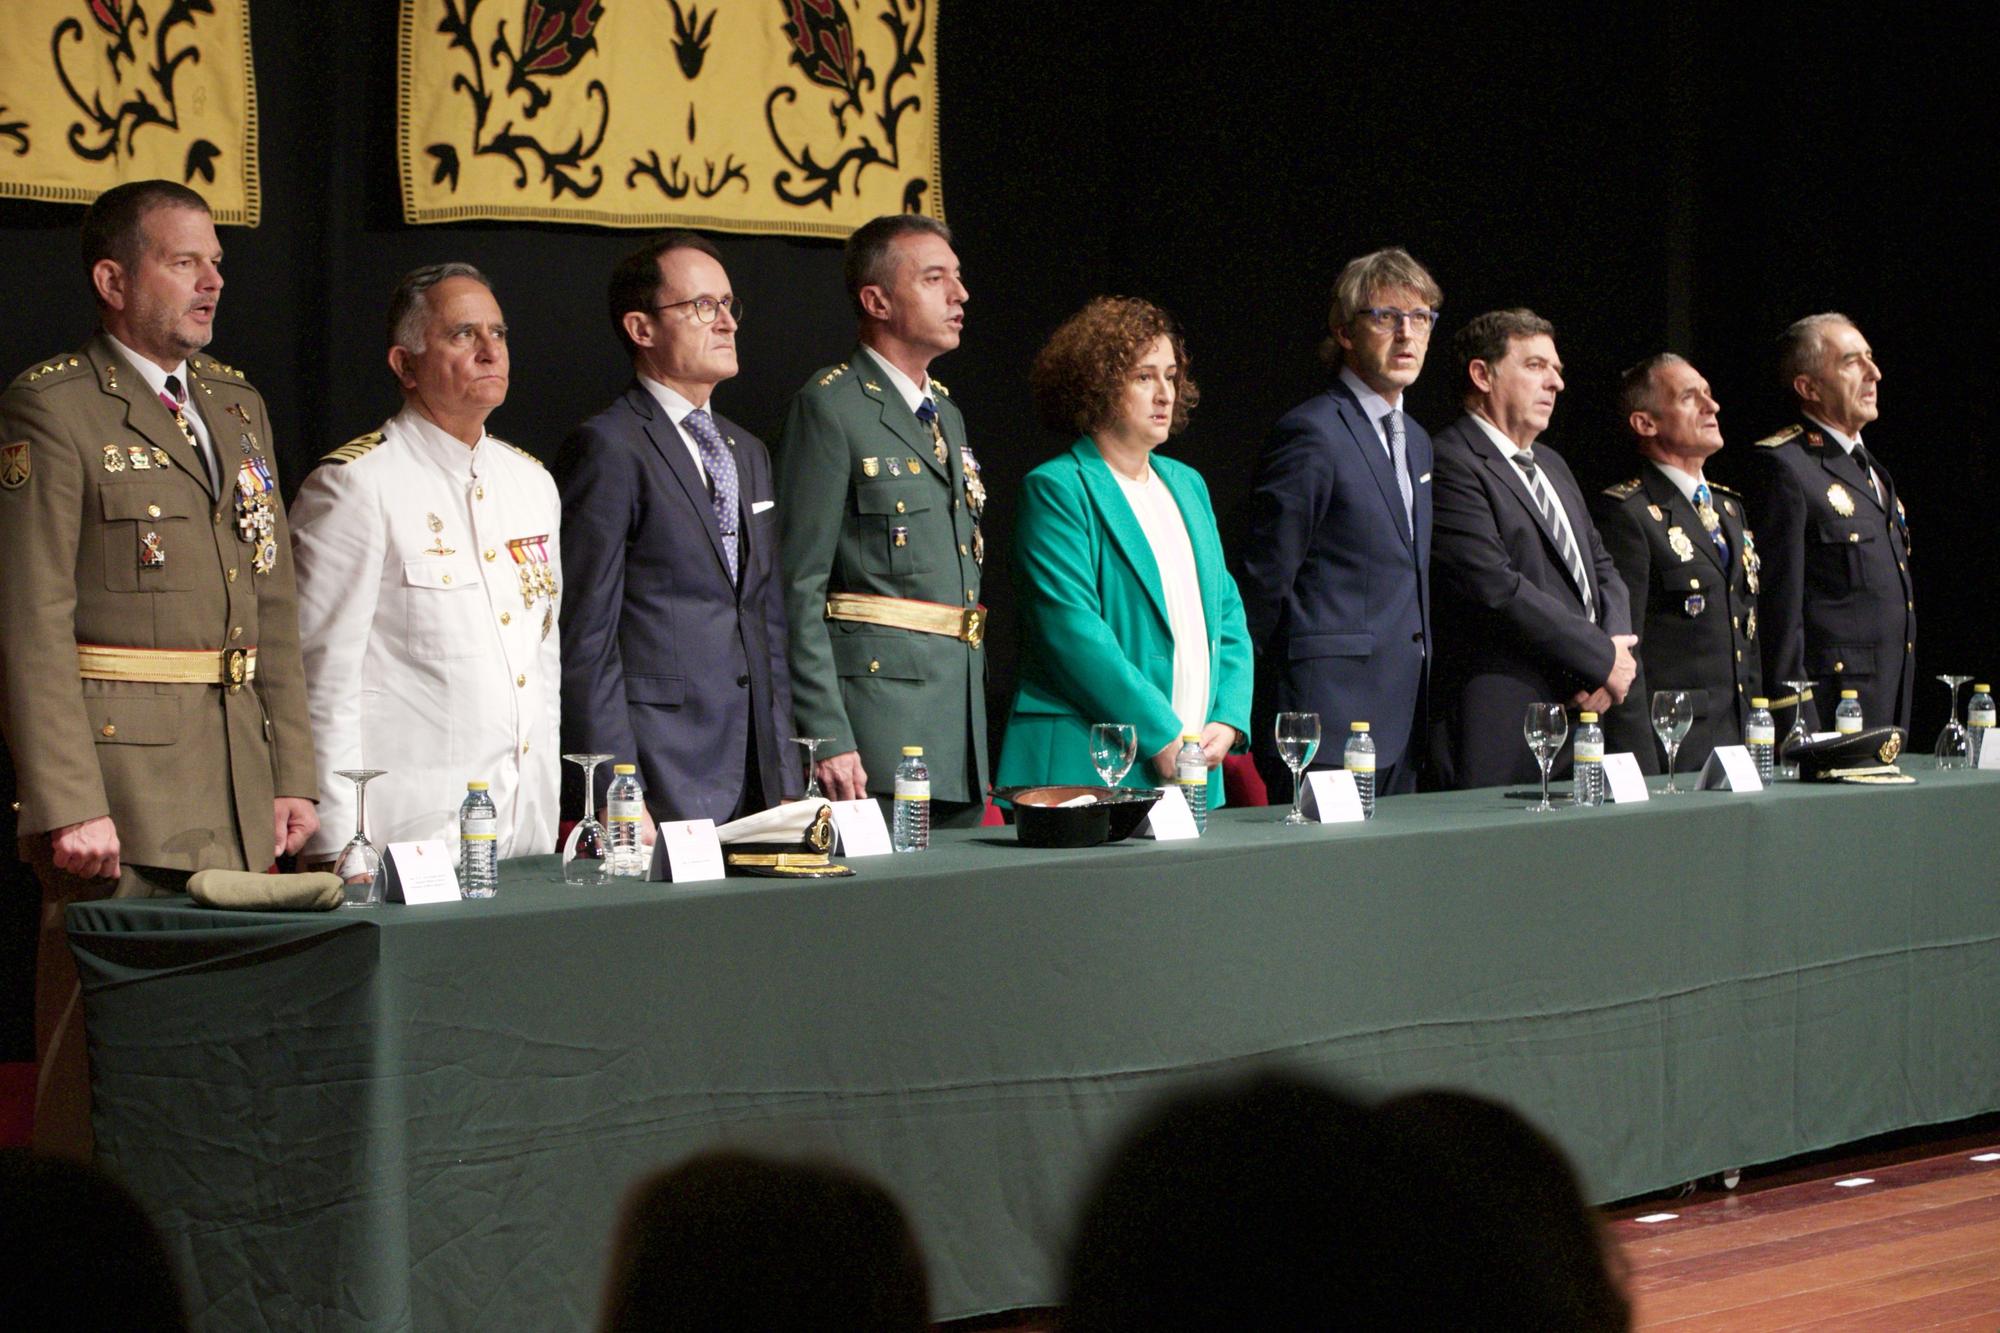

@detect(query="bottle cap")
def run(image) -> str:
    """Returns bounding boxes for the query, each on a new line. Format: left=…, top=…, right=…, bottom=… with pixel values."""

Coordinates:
left=1579, top=711, right=1598, bottom=722
left=466, top=781, right=489, bottom=791
left=1350, top=721, right=1369, bottom=732
left=1750, top=697, right=1769, bottom=708
left=1840, top=689, right=1858, bottom=699
left=613, top=763, right=636, bottom=774
left=901, top=746, right=923, bottom=756
left=1979, top=685, right=1992, bottom=693
left=1182, top=734, right=1200, bottom=743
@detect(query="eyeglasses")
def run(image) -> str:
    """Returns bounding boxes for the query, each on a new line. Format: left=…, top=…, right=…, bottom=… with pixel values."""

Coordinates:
left=654, top=296, right=743, bottom=325
left=1355, top=306, right=1439, bottom=335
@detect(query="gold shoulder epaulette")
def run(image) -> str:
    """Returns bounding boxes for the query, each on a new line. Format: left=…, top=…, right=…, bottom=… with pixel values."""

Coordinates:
left=1602, top=476, right=1643, bottom=500
left=17, top=354, right=85, bottom=388
left=321, top=431, right=385, bottom=464
left=1755, top=424, right=1802, bottom=449
left=496, top=437, right=543, bottom=467
left=1709, top=479, right=1741, bottom=497
left=191, top=355, right=247, bottom=383
left=816, top=362, right=849, bottom=388
left=931, top=379, right=950, bottom=398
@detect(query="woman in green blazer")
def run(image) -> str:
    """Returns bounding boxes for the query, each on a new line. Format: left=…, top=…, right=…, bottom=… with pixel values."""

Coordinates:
left=997, top=297, right=1252, bottom=805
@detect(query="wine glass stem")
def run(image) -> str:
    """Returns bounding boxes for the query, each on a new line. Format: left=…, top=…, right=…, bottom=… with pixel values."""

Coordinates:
left=353, top=778, right=368, bottom=841
left=581, top=760, right=599, bottom=819
left=1291, top=766, right=1305, bottom=822
left=1667, top=742, right=1679, bottom=783
left=1539, top=758, right=1551, bottom=807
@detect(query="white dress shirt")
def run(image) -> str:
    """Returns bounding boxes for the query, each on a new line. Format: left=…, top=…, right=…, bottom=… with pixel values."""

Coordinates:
left=863, top=344, right=931, bottom=414
left=1112, top=464, right=1211, bottom=735
left=290, top=404, right=562, bottom=860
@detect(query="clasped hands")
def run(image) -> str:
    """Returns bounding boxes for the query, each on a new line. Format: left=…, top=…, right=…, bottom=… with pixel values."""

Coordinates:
left=1570, top=634, right=1639, bottom=714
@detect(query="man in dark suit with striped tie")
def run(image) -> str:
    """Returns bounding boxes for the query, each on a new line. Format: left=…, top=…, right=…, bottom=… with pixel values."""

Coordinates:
left=1429, top=309, right=1635, bottom=788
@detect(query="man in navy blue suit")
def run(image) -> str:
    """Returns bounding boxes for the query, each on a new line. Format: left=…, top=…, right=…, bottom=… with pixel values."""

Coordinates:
left=1238, top=248, right=1442, bottom=798
left=554, top=233, right=796, bottom=832
left=1429, top=309, right=1635, bottom=789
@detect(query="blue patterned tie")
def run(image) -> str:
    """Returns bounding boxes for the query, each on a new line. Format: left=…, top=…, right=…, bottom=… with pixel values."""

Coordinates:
left=1383, top=409, right=1414, bottom=530
left=1694, top=480, right=1728, bottom=559
left=683, top=408, right=740, bottom=583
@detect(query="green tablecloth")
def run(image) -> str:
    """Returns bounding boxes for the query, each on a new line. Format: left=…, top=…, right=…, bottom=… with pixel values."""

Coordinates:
left=69, top=763, right=2000, bottom=1330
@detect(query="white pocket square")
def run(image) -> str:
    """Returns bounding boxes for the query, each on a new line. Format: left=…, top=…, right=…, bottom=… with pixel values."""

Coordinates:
left=751, top=499, right=776, bottom=514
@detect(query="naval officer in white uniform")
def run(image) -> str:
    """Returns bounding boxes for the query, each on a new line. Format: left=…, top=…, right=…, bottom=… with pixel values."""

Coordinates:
left=290, top=262, right=561, bottom=862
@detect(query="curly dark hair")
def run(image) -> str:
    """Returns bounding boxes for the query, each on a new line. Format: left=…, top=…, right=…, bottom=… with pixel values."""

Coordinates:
left=1030, top=296, right=1200, bottom=439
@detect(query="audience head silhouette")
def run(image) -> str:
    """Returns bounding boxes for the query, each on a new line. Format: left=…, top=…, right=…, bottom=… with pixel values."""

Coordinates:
left=0, top=1150, right=190, bottom=1332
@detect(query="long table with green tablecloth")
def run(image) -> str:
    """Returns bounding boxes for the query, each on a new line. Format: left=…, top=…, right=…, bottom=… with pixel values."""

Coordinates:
left=68, top=762, right=2000, bottom=1330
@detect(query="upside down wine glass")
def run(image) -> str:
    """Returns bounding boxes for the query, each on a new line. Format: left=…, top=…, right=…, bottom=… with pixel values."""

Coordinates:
left=562, top=753, right=615, bottom=885
left=1522, top=704, right=1567, bottom=812
left=1651, top=690, right=1694, bottom=793
left=331, top=769, right=387, bottom=908
left=790, top=736, right=833, bottom=799
left=1934, top=675, right=1972, bottom=768
left=1274, top=712, right=1322, bottom=825
left=1778, top=678, right=1816, bottom=779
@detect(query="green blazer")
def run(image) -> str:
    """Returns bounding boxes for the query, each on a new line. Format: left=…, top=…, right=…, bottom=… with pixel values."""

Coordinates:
left=774, top=347, right=988, bottom=803
left=997, top=438, right=1252, bottom=804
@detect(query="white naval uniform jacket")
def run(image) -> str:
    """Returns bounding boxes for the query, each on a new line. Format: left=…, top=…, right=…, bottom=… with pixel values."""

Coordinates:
left=290, top=405, right=562, bottom=861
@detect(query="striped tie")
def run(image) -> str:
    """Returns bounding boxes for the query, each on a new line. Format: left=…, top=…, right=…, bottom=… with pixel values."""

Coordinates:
left=1516, top=449, right=1593, bottom=620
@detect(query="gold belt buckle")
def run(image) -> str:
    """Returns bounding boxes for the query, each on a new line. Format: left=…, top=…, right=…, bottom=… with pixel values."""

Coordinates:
left=223, top=647, right=249, bottom=685
left=962, top=606, right=985, bottom=647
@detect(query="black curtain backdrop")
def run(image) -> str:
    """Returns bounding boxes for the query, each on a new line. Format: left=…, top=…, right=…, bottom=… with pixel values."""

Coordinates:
left=0, top=6, right=1987, bottom=1013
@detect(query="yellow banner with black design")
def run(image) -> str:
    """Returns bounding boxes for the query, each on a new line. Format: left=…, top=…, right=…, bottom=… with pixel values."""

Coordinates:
left=398, top=0, right=941, bottom=236
left=0, top=0, right=260, bottom=225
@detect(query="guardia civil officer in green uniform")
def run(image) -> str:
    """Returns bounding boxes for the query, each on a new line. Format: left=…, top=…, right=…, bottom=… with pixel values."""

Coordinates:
left=0, top=181, right=317, bottom=1156
left=775, top=215, right=989, bottom=822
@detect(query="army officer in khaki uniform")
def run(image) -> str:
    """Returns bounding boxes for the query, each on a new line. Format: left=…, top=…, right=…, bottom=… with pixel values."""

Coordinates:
left=776, top=215, right=989, bottom=822
left=0, top=181, right=317, bottom=1156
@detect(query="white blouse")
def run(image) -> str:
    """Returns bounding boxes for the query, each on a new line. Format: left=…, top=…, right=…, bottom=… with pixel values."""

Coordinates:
left=1112, top=466, right=1210, bottom=735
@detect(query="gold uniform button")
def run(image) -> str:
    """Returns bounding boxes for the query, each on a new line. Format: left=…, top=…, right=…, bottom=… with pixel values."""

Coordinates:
left=516, top=674, right=526, bottom=688
left=1907, top=642, right=1914, bottom=652
left=229, top=626, right=242, bottom=640
left=895, top=500, right=907, bottom=514
left=960, top=543, right=969, bottom=556
left=500, top=611, right=512, bottom=625
left=868, top=659, right=881, bottom=673
left=227, top=568, right=237, bottom=582
left=521, top=742, right=530, bottom=755
left=100, top=724, right=116, bottom=738
left=966, top=589, right=976, bottom=603
left=146, top=503, right=161, bottom=518
left=1848, top=533, right=1859, bottom=543
left=475, top=485, right=485, bottom=500
left=442, top=574, right=453, bottom=585
left=1835, top=661, right=1845, bottom=672
left=484, top=549, right=496, bottom=562
left=213, top=511, right=222, bottom=525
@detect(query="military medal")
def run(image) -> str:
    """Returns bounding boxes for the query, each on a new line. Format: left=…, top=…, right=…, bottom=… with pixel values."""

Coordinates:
left=234, top=455, right=279, bottom=575
left=1696, top=499, right=1720, bottom=532
left=508, top=534, right=558, bottom=612
left=542, top=604, right=555, bottom=642
left=423, top=512, right=455, bottom=557
left=127, top=445, right=153, bottom=470
left=1741, top=528, right=1761, bottom=595
left=861, top=457, right=880, bottom=478
left=960, top=442, right=988, bottom=566
left=225, top=403, right=260, bottom=453
left=103, top=444, right=126, bottom=473
left=1827, top=482, right=1855, bottom=517
left=139, top=530, right=165, bottom=569
left=892, top=524, right=909, bottom=548
left=1746, top=608, right=1757, bottom=640
left=1667, top=526, right=1695, bottom=562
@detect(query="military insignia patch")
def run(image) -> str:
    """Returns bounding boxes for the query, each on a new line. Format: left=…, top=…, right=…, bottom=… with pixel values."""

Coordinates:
left=886, top=457, right=901, bottom=476
left=861, top=457, right=880, bottom=477
left=892, top=524, right=909, bottom=548
left=1879, top=732, right=1903, bottom=764
left=1827, top=483, right=1855, bottom=517
left=127, top=445, right=154, bottom=470
left=908, top=457, right=923, bottom=475
left=102, top=444, right=126, bottom=473
left=1, top=441, right=29, bottom=489
left=1667, top=526, right=1695, bottom=562
left=1646, top=504, right=1664, bottom=522
left=140, top=530, right=166, bottom=568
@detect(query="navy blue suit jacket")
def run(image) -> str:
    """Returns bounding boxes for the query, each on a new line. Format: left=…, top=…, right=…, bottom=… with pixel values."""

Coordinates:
left=1236, top=377, right=1432, bottom=789
left=1429, top=414, right=1631, bottom=789
left=554, top=383, right=795, bottom=823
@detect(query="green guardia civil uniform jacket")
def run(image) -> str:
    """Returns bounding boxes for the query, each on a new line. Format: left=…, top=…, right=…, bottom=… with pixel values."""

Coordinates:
left=0, top=335, right=317, bottom=871
left=775, top=349, right=988, bottom=803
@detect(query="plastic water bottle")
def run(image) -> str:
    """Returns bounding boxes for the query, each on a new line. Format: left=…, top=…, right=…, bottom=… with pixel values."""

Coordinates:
left=1175, top=734, right=1208, bottom=833
left=892, top=747, right=930, bottom=851
left=1343, top=721, right=1377, bottom=819
left=1572, top=712, right=1605, bottom=807
left=606, top=763, right=648, bottom=877
left=1834, top=689, right=1864, bottom=735
left=1745, top=698, right=1776, bottom=785
left=1971, top=684, right=1995, bottom=766
left=458, top=781, right=498, bottom=898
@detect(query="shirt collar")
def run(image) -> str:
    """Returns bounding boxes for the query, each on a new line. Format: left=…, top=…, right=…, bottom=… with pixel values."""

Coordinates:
left=638, top=374, right=710, bottom=428
left=1647, top=458, right=1705, bottom=506
left=1338, top=367, right=1399, bottom=436
left=1468, top=410, right=1532, bottom=462
left=1801, top=412, right=1863, bottom=455
left=103, top=332, right=187, bottom=402
left=395, top=402, right=488, bottom=475
left=862, top=345, right=929, bottom=415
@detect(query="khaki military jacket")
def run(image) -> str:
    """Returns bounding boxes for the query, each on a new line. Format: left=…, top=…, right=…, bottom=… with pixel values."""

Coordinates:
left=775, top=347, right=989, bottom=803
left=0, top=334, right=316, bottom=871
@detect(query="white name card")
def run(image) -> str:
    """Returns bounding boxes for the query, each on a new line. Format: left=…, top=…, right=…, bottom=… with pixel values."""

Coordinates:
left=1302, top=769, right=1366, bottom=823
left=829, top=799, right=894, bottom=856
left=1601, top=753, right=1651, bottom=803
left=655, top=818, right=726, bottom=883
left=1980, top=734, right=2000, bottom=770
left=1138, top=784, right=1200, bottom=840
left=1699, top=745, right=1764, bottom=792
left=385, top=839, right=461, bottom=904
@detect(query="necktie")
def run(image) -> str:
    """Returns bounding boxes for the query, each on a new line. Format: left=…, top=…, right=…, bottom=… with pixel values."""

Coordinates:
left=160, top=374, right=218, bottom=493
left=915, top=397, right=948, bottom=468
left=683, top=408, right=741, bottom=583
left=1515, top=448, right=1594, bottom=619
left=1383, top=409, right=1414, bottom=531
left=1693, top=480, right=1728, bottom=559
left=1852, top=443, right=1883, bottom=505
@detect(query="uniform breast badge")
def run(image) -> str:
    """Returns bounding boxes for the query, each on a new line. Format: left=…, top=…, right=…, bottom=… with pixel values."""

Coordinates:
left=1827, top=483, right=1856, bottom=517
left=885, top=457, right=901, bottom=477
left=1684, top=593, right=1706, bottom=617
left=0, top=441, right=27, bottom=490
left=1741, top=528, right=1761, bottom=595
left=126, top=445, right=154, bottom=470
left=892, top=524, right=909, bottom=548
left=1696, top=499, right=1720, bottom=533
left=423, top=512, right=456, bottom=557
left=152, top=447, right=171, bottom=468
left=139, top=530, right=166, bottom=569
left=1667, top=526, right=1695, bottom=562
left=225, top=402, right=260, bottom=453
left=234, top=455, right=279, bottom=574
left=507, top=534, right=559, bottom=627
left=1646, top=504, right=1663, bottom=523
left=960, top=442, right=988, bottom=565
left=862, top=457, right=880, bottom=478
left=102, top=444, right=127, bottom=473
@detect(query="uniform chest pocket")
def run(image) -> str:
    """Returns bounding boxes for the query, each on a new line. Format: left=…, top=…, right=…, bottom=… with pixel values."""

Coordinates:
left=1811, top=519, right=1876, bottom=590
left=402, top=556, right=487, bottom=659
left=855, top=483, right=936, bottom=578
left=101, top=486, right=200, bottom=593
